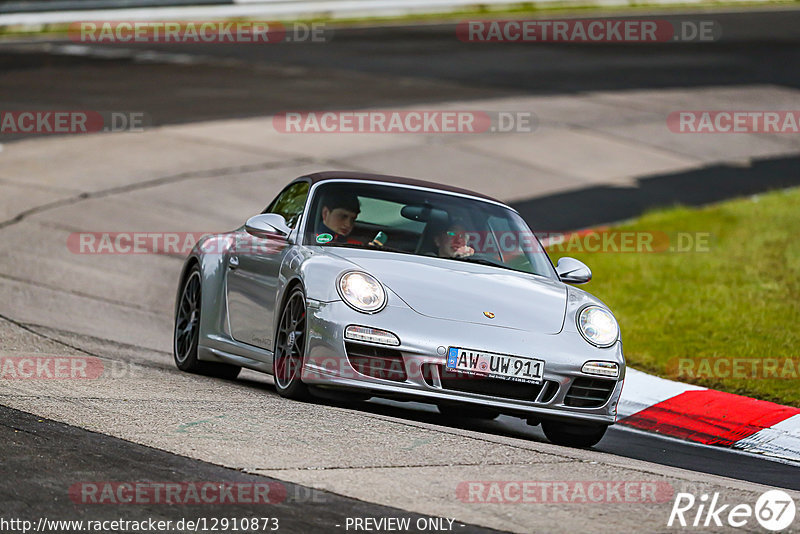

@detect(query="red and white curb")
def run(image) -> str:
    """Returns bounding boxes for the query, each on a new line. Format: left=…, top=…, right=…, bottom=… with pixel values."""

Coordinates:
left=617, top=368, right=800, bottom=463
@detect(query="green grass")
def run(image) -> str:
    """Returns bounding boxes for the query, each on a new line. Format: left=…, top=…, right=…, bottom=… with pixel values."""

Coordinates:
left=547, top=188, right=800, bottom=407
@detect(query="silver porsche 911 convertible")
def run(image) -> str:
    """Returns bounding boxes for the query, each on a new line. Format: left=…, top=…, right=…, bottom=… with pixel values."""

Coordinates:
left=173, top=171, right=625, bottom=447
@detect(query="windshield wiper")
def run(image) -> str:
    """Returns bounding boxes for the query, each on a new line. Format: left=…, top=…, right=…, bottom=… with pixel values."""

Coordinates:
left=447, top=255, right=508, bottom=269
left=323, top=242, right=371, bottom=249
left=322, top=242, right=415, bottom=255
left=448, top=255, right=554, bottom=279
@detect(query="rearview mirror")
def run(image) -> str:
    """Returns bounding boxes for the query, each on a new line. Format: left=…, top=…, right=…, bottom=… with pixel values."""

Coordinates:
left=245, top=214, right=291, bottom=238
left=556, top=257, right=592, bottom=284
left=400, top=204, right=449, bottom=226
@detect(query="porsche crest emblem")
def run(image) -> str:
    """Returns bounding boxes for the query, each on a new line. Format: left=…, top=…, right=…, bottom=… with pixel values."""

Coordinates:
left=483, top=311, right=495, bottom=319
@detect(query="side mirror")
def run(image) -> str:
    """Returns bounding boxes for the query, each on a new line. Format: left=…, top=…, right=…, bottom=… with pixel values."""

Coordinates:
left=556, top=257, right=592, bottom=284
left=245, top=214, right=292, bottom=238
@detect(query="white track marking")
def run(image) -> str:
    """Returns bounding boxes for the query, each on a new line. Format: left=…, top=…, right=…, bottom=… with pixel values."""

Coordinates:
left=734, top=414, right=800, bottom=463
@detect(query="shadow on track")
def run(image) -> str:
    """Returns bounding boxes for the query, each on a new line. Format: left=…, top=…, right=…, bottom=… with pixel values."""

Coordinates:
left=511, top=154, right=800, bottom=231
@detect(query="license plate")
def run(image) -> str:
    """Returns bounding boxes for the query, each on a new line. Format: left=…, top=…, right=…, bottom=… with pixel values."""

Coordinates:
left=446, top=347, right=544, bottom=384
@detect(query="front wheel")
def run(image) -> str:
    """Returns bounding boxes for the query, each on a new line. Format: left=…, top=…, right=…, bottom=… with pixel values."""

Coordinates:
left=174, top=265, right=241, bottom=380
left=541, top=420, right=608, bottom=448
left=273, top=287, right=310, bottom=400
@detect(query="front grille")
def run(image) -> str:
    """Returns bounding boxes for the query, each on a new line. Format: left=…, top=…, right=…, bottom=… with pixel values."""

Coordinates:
left=345, top=342, right=407, bottom=382
left=438, top=365, right=557, bottom=402
left=564, top=377, right=616, bottom=407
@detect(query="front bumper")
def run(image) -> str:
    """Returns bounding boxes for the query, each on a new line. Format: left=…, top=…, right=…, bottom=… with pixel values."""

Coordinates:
left=302, top=299, right=624, bottom=426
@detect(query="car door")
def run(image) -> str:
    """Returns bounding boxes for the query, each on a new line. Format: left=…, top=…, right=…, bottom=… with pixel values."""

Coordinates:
left=225, top=181, right=309, bottom=352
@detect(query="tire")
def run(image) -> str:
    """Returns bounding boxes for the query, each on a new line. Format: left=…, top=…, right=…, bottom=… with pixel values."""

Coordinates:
left=541, top=420, right=608, bottom=448
left=273, top=286, right=310, bottom=400
left=437, top=403, right=500, bottom=421
left=174, top=265, right=241, bottom=380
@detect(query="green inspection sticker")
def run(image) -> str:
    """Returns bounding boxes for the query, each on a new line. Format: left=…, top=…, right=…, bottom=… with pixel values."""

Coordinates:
left=316, top=233, right=333, bottom=244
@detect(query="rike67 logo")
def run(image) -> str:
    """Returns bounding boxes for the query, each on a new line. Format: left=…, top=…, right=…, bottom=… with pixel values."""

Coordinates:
left=668, top=490, right=796, bottom=531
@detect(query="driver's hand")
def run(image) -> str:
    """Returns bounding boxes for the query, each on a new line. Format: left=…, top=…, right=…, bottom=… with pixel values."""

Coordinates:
left=453, top=245, right=474, bottom=258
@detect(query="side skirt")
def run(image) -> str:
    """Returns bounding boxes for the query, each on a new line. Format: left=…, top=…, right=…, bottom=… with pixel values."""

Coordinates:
left=199, top=336, right=274, bottom=375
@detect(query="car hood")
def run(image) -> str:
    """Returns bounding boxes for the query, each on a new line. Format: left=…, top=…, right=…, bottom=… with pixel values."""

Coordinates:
left=325, top=248, right=566, bottom=334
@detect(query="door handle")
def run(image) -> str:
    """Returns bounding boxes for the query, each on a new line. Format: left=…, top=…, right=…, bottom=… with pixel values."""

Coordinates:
left=229, top=256, right=239, bottom=269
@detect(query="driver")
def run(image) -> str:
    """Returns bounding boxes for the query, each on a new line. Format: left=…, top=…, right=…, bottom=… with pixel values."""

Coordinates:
left=434, top=224, right=474, bottom=258
left=315, top=191, right=361, bottom=244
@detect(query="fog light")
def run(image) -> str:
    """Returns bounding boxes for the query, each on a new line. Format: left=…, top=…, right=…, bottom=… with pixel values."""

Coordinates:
left=345, top=325, right=400, bottom=346
left=581, top=361, right=619, bottom=378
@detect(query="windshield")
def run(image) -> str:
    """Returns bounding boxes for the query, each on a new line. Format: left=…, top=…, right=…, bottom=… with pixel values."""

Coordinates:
left=303, top=181, right=557, bottom=279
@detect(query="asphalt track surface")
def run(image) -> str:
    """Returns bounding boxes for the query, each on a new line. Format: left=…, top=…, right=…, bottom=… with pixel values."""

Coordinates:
left=0, top=405, right=500, bottom=533
left=363, top=399, right=800, bottom=491
left=2, top=9, right=800, bottom=225
left=1, top=8, right=800, bottom=533
left=2, top=400, right=798, bottom=531
left=1, top=10, right=800, bottom=129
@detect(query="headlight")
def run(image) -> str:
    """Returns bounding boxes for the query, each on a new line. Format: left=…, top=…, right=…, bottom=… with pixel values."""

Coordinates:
left=577, top=306, right=619, bottom=347
left=338, top=271, right=386, bottom=313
